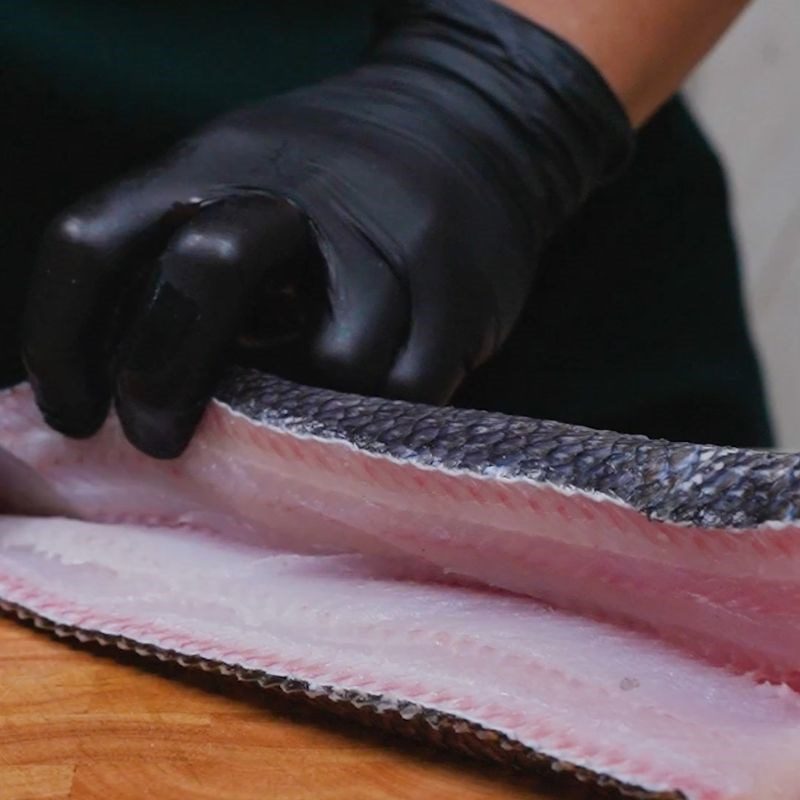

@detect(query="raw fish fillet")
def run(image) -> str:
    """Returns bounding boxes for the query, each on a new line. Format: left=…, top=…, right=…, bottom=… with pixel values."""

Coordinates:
left=3, top=368, right=800, bottom=799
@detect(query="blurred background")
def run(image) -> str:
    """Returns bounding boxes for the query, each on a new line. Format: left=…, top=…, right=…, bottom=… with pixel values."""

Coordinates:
left=688, top=0, right=800, bottom=447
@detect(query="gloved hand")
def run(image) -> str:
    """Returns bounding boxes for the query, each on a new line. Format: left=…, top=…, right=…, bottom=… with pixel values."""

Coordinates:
left=22, top=0, right=633, bottom=459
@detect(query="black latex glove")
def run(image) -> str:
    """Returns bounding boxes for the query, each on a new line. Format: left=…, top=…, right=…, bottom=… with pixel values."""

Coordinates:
left=22, top=0, right=633, bottom=459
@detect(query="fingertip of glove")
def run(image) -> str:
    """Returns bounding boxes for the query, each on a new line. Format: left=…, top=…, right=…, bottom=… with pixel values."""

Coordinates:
left=31, top=388, right=108, bottom=440
left=116, top=399, right=202, bottom=460
left=40, top=409, right=106, bottom=440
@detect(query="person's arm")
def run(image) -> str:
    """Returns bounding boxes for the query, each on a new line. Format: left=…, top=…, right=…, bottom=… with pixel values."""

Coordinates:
left=499, top=0, right=751, bottom=125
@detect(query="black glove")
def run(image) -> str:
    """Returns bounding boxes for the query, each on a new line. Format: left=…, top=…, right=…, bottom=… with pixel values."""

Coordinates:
left=22, top=0, right=633, bottom=459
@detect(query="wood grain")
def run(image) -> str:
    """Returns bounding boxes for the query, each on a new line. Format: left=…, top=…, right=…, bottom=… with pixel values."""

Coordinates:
left=0, top=617, right=599, bottom=800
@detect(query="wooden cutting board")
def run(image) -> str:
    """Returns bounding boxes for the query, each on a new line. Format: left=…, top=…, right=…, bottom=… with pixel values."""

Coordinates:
left=0, top=616, right=595, bottom=800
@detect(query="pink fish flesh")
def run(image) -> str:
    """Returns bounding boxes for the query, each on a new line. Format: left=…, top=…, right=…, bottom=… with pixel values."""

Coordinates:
left=3, top=368, right=800, bottom=799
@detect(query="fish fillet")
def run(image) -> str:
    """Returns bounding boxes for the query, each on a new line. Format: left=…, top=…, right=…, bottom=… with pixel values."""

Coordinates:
left=3, top=368, right=800, bottom=800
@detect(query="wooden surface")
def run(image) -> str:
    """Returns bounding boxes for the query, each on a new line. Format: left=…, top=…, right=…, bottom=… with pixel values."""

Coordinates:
left=0, top=616, right=597, bottom=800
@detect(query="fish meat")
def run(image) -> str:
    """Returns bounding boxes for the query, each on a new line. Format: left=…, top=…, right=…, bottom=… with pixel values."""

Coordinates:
left=3, top=368, right=800, bottom=799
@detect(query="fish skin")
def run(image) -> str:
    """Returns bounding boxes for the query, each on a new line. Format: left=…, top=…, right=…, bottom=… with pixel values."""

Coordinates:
left=219, top=367, right=800, bottom=529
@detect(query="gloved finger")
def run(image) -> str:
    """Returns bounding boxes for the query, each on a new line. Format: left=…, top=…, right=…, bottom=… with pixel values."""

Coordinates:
left=22, top=174, right=201, bottom=438
left=383, top=288, right=492, bottom=405
left=114, top=195, right=309, bottom=459
left=384, top=334, right=468, bottom=406
left=309, top=217, right=409, bottom=396
left=382, top=254, right=495, bottom=404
